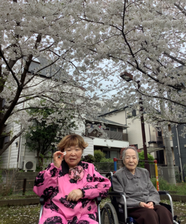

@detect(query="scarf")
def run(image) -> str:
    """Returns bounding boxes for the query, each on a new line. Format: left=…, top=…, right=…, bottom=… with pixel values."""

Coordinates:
left=69, top=165, right=84, bottom=181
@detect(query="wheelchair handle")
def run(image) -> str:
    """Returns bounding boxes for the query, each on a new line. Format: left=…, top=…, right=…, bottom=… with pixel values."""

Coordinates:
left=106, top=172, right=111, bottom=178
left=40, top=197, right=45, bottom=205
left=96, top=197, right=102, bottom=204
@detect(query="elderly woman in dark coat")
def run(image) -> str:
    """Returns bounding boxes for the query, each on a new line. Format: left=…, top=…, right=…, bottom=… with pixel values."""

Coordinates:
left=112, top=146, right=173, bottom=224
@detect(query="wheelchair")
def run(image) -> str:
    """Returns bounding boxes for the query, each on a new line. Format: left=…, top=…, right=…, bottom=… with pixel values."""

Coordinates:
left=101, top=172, right=181, bottom=224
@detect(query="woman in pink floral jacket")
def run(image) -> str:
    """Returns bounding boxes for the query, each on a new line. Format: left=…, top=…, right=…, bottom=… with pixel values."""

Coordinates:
left=33, top=134, right=111, bottom=224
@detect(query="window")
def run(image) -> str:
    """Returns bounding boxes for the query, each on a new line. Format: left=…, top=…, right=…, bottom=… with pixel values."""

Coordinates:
left=0, top=135, right=10, bottom=149
left=118, top=127, right=123, bottom=132
left=132, top=109, right=136, bottom=116
left=110, top=127, right=117, bottom=132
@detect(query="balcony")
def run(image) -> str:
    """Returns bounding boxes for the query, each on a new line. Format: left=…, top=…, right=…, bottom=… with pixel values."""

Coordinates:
left=85, top=129, right=128, bottom=141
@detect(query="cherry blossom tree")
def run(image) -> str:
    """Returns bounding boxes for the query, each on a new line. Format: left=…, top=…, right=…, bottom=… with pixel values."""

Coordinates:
left=0, top=0, right=107, bottom=156
left=75, top=0, right=186, bottom=184
left=75, top=0, right=186, bottom=126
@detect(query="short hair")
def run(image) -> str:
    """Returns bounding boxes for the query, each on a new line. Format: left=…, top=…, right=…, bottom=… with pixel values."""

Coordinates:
left=57, top=134, right=88, bottom=152
left=122, top=146, right=139, bottom=160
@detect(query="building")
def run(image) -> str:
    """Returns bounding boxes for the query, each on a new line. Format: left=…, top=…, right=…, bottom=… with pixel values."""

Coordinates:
left=99, top=107, right=172, bottom=165
left=85, top=117, right=129, bottom=159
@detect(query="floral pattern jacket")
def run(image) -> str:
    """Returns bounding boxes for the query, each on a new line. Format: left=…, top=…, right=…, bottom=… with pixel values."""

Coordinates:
left=33, top=160, right=111, bottom=224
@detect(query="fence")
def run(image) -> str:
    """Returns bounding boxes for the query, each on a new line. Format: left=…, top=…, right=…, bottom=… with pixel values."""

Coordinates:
left=114, top=159, right=180, bottom=182
left=0, top=161, right=181, bottom=195
left=0, top=169, right=39, bottom=194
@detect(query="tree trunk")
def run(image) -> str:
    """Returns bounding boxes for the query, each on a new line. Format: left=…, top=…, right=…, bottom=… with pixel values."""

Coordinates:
left=159, top=90, right=176, bottom=185
left=162, top=125, right=176, bottom=185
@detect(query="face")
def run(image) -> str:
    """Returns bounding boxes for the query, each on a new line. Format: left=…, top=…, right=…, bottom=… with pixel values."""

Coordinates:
left=123, top=148, right=138, bottom=174
left=64, top=145, right=83, bottom=168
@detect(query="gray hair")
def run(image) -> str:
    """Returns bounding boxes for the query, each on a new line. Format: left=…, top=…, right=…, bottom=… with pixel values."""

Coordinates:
left=122, top=146, right=139, bottom=161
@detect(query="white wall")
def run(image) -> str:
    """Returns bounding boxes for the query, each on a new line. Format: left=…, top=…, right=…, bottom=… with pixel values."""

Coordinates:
left=72, top=118, right=94, bottom=156
left=83, top=136, right=94, bottom=156
left=104, top=111, right=127, bottom=126
left=102, top=109, right=158, bottom=150
left=1, top=123, right=12, bottom=169
left=93, top=138, right=129, bottom=148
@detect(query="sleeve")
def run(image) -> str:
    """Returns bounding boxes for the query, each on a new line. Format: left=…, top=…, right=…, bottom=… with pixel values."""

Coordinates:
left=81, top=164, right=111, bottom=199
left=33, top=163, right=60, bottom=200
left=146, top=170, right=160, bottom=204
left=112, top=172, right=141, bottom=208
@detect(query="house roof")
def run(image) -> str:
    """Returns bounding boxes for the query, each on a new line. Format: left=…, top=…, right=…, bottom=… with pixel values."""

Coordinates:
left=99, top=106, right=128, bottom=117
left=86, top=116, right=128, bottom=129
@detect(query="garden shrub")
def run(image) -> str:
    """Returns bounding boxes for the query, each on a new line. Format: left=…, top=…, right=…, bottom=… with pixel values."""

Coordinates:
left=151, top=177, right=179, bottom=192
left=94, top=162, right=114, bottom=172
left=138, top=151, right=154, bottom=168
left=94, top=150, right=105, bottom=162
left=100, top=158, right=113, bottom=162
left=82, top=154, right=95, bottom=163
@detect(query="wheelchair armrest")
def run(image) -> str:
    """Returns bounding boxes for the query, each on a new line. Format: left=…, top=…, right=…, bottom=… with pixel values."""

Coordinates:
left=40, top=197, right=45, bottom=205
left=158, top=190, right=169, bottom=195
left=108, top=191, right=124, bottom=197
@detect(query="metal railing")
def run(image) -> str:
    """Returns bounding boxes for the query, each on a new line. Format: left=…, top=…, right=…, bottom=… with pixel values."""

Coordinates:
left=86, top=130, right=128, bottom=141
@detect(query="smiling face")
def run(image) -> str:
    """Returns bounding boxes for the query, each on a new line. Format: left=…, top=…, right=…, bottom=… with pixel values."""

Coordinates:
left=64, top=145, right=83, bottom=168
left=123, top=148, right=138, bottom=174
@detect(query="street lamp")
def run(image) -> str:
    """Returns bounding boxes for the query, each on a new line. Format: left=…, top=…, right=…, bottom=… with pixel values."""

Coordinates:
left=120, top=71, right=150, bottom=172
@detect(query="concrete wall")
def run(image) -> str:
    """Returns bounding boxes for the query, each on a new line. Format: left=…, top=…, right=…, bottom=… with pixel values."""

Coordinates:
left=15, top=172, right=39, bottom=194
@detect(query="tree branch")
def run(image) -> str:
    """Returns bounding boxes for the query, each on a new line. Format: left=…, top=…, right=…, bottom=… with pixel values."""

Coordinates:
left=0, top=128, right=25, bottom=156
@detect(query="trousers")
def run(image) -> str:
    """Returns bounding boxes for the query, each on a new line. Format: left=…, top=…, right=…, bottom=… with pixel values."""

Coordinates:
left=128, top=205, right=173, bottom=224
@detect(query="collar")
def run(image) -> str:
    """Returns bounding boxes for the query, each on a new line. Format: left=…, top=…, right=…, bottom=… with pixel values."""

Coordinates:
left=61, top=160, right=83, bottom=176
left=123, top=166, right=140, bottom=179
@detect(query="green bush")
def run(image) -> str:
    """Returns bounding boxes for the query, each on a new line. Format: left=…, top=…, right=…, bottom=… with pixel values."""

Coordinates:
left=151, top=177, right=181, bottom=192
left=138, top=151, right=154, bottom=168
left=175, top=170, right=182, bottom=183
left=151, top=177, right=170, bottom=190
left=82, top=154, right=95, bottom=163
left=94, top=150, right=105, bottom=162
left=94, top=162, right=114, bottom=172
left=100, top=158, right=113, bottom=162
left=151, top=177, right=156, bottom=188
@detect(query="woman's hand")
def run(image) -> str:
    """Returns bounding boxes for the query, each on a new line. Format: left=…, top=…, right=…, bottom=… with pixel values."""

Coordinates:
left=139, top=201, right=154, bottom=209
left=53, top=151, right=66, bottom=168
left=146, top=201, right=154, bottom=209
left=67, top=189, right=83, bottom=201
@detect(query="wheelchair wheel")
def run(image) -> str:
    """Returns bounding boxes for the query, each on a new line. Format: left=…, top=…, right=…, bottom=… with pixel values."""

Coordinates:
left=101, top=202, right=119, bottom=224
